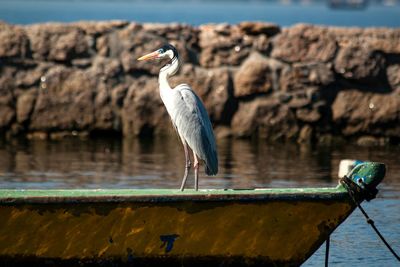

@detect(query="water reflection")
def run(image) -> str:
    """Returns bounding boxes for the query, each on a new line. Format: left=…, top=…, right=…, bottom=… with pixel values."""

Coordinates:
left=0, top=137, right=399, bottom=193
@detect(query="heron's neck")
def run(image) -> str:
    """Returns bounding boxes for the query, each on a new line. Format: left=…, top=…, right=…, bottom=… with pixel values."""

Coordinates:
left=159, top=53, right=179, bottom=91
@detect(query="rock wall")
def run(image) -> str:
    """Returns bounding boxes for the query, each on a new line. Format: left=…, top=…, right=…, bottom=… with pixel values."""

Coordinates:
left=1, top=21, right=400, bottom=144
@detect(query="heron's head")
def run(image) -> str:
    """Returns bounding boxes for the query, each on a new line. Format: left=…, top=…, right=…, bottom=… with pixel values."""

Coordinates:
left=137, top=44, right=178, bottom=62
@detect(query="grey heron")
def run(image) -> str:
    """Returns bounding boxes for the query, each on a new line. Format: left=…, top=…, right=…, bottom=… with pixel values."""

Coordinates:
left=137, top=44, right=218, bottom=191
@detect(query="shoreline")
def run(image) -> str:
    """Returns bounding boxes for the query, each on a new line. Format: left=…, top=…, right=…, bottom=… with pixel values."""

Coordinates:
left=0, top=21, right=399, bottom=145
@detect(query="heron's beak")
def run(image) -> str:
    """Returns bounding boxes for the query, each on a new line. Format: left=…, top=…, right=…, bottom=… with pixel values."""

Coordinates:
left=137, top=51, right=160, bottom=61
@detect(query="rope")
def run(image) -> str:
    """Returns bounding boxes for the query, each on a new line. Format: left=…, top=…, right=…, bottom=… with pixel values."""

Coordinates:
left=341, top=176, right=400, bottom=262
left=325, top=235, right=330, bottom=267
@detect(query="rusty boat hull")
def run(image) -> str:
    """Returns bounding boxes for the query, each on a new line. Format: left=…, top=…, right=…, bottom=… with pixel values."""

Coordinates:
left=0, top=162, right=386, bottom=266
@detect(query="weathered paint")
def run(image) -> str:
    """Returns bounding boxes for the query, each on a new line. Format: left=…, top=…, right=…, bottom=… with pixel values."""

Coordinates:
left=0, top=162, right=386, bottom=266
left=0, top=192, right=353, bottom=266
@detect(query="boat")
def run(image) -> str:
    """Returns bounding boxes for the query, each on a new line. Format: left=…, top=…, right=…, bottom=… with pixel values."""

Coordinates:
left=0, top=161, right=386, bottom=266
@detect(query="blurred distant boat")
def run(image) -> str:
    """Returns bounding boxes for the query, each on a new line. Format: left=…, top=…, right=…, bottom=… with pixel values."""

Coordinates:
left=329, top=0, right=369, bottom=9
left=0, top=162, right=385, bottom=266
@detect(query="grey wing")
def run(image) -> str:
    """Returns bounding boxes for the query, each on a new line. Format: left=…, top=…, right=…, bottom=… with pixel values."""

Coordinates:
left=170, top=84, right=218, bottom=175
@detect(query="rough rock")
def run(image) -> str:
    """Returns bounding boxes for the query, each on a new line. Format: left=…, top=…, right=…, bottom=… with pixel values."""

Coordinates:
left=72, top=20, right=129, bottom=35
left=387, top=64, right=400, bottom=92
left=29, top=66, right=96, bottom=131
left=0, top=68, right=16, bottom=129
left=296, top=108, right=321, bottom=123
left=332, top=89, right=400, bottom=136
left=90, top=56, right=122, bottom=81
left=15, top=63, right=52, bottom=88
left=26, top=24, right=92, bottom=62
left=237, top=22, right=280, bottom=36
left=121, top=77, right=169, bottom=137
left=93, top=83, right=116, bottom=131
left=280, top=63, right=334, bottom=91
left=334, top=44, right=385, bottom=82
left=111, top=84, right=128, bottom=108
left=331, top=27, right=400, bottom=54
left=233, top=53, right=283, bottom=97
left=0, top=22, right=30, bottom=59
left=231, top=98, right=277, bottom=137
left=103, top=23, right=198, bottom=75
left=199, top=23, right=272, bottom=67
left=271, top=24, right=337, bottom=63
left=231, top=98, right=299, bottom=140
left=16, top=91, right=37, bottom=124
left=0, top=103, right=14, bottom=130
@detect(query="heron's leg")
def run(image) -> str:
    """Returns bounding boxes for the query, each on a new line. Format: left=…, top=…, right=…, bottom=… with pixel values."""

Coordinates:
left=180, top=141, right=191, bottom=191
left=193, top=153, right=199, bottom=191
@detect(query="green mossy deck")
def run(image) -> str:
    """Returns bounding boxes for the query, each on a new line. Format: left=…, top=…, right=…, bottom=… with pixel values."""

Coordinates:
left=0, top=186, right=349, bottom=204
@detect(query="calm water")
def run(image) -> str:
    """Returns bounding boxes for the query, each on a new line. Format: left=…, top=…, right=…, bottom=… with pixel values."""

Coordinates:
left=0, top=137, right=399, bottom=266
left=1, top=0, right=400, bottom=27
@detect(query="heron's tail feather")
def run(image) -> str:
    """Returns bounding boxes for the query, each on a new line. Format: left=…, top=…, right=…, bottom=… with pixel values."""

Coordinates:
left=205, top=165, right=218, bottom=176
left=204, top=153, right=218, bottom=176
